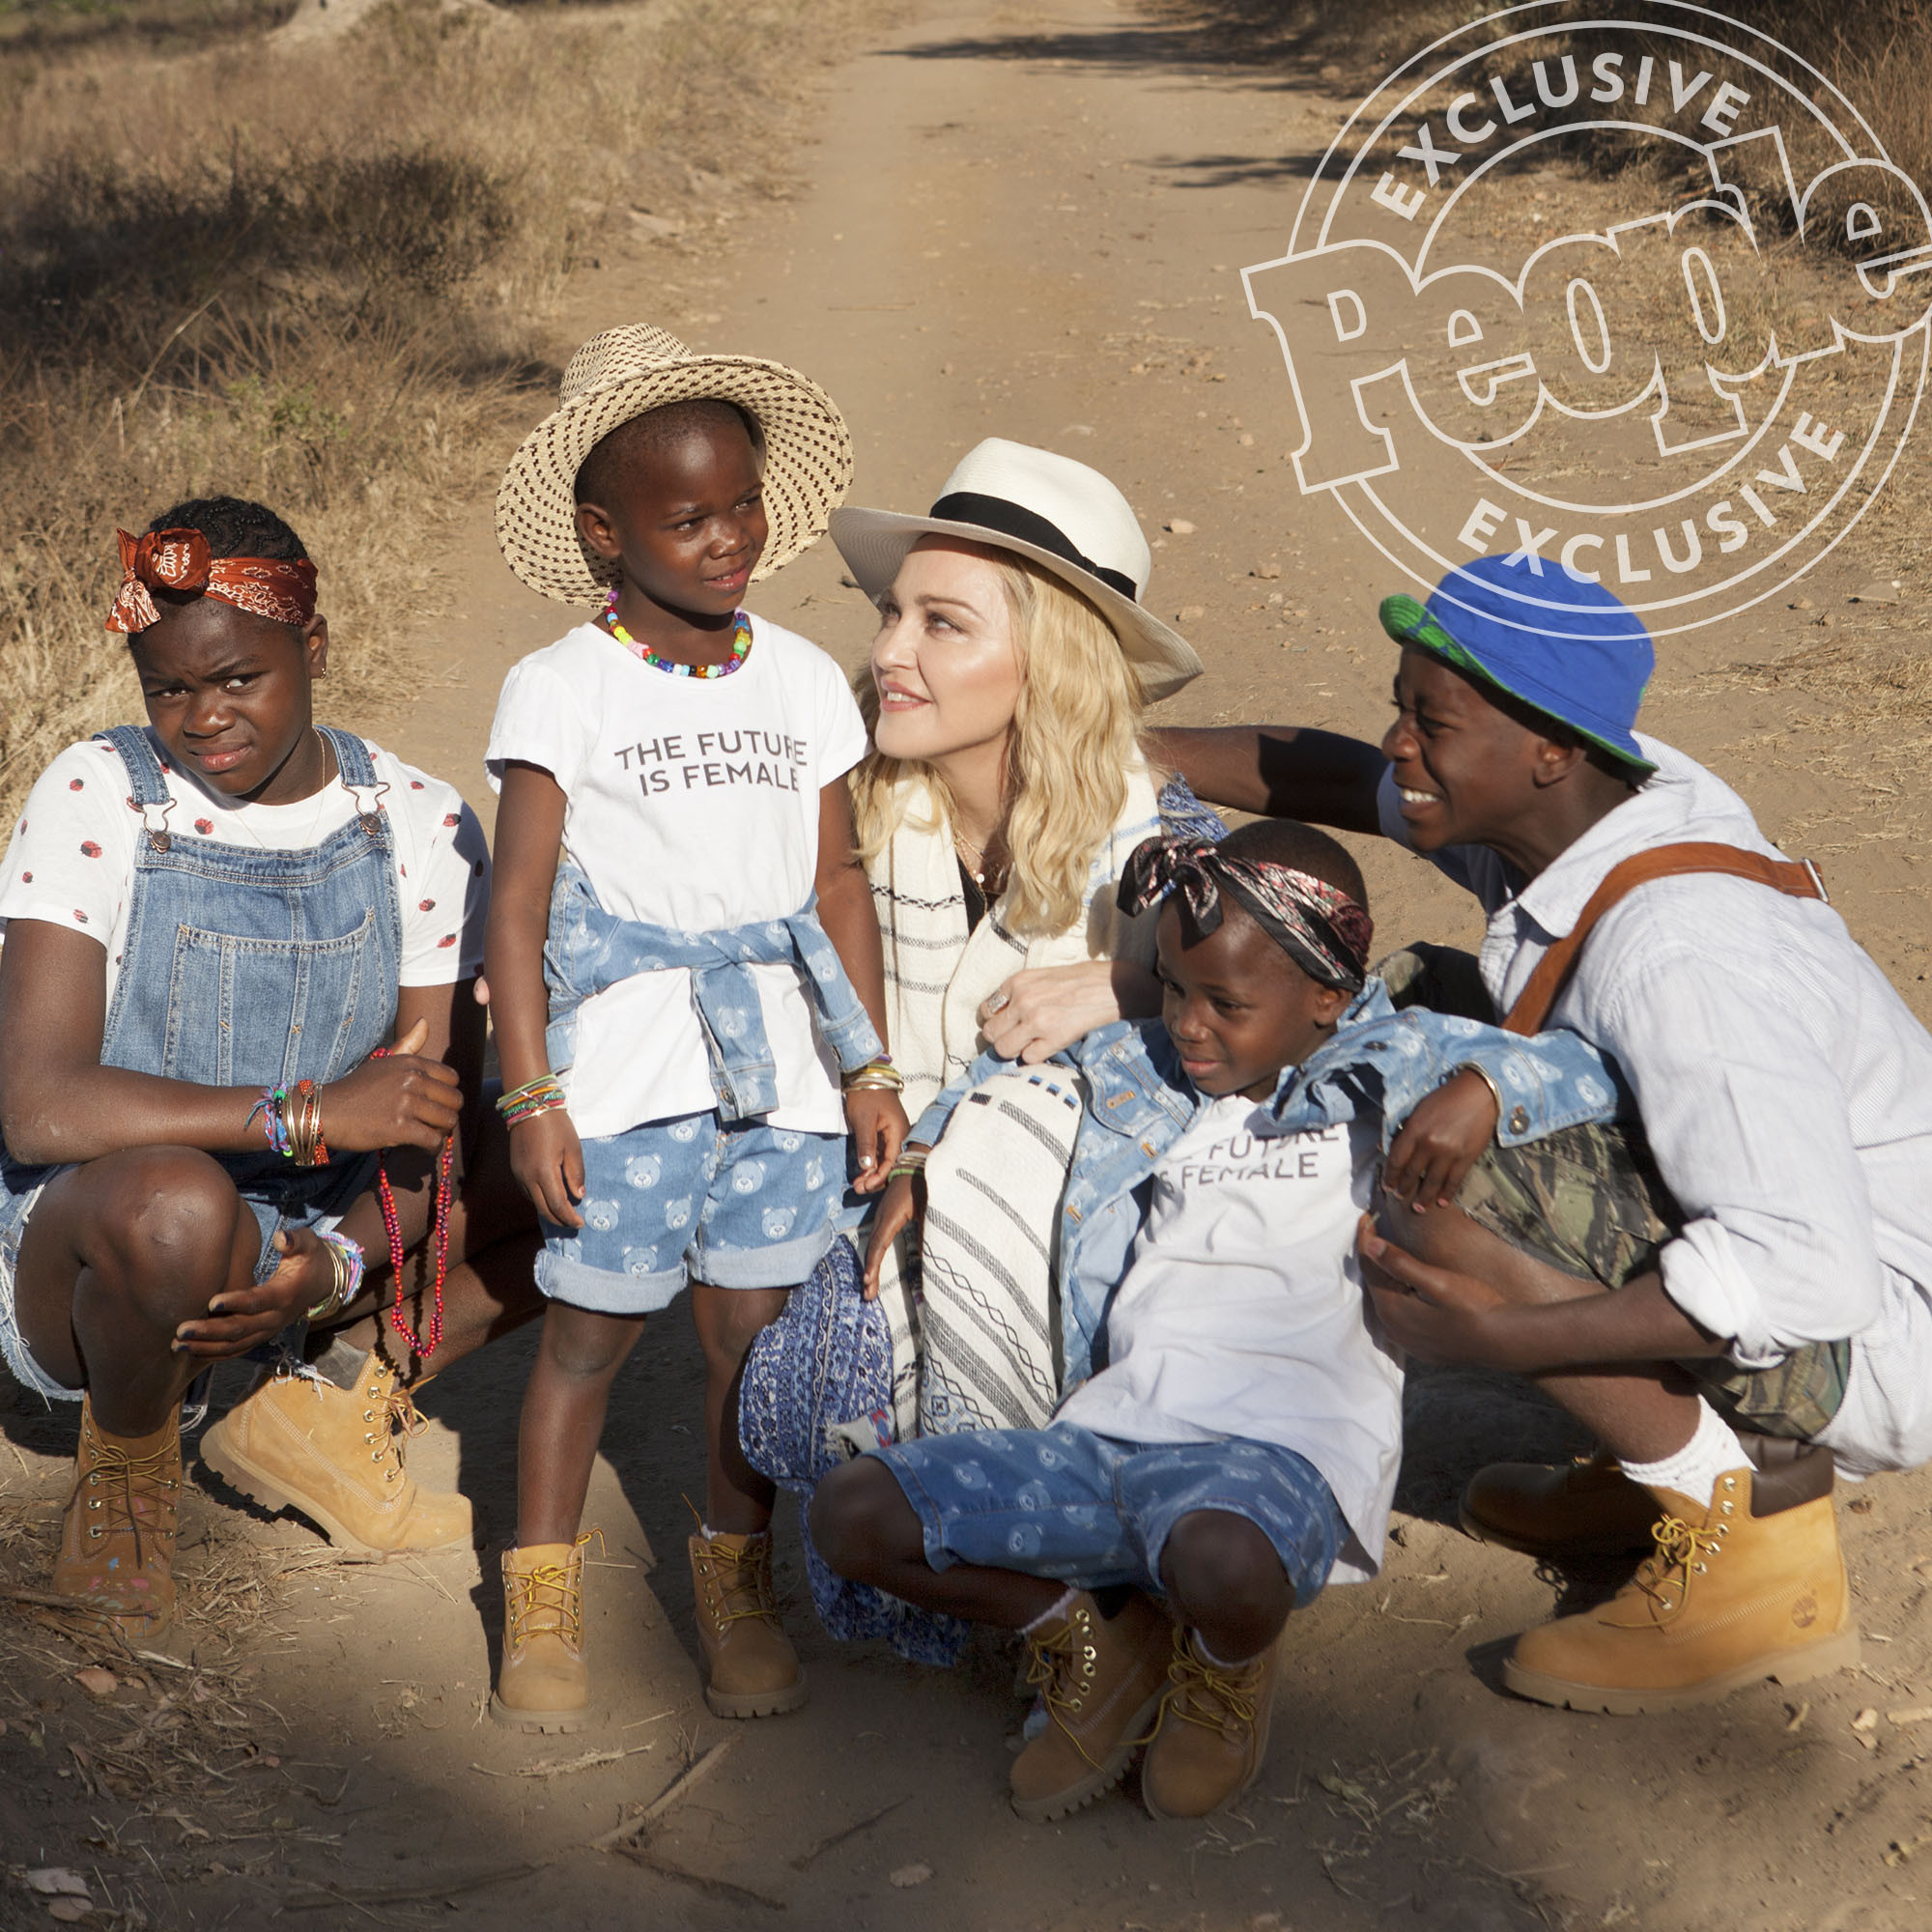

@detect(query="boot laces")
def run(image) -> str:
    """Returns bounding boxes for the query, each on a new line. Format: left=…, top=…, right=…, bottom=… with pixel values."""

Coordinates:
left=72, top=1429, right=180, bottom=1570
left=703, top=1535, right=782, bottom=1629
left=1162, top=1639, right=1264, bottom=1738
left=506, top=1531, right=599, bottom=1654
left=362, top=1367, right=432, bottom=1482
left=1023, top=1605, right=1109, bottom=1765
left=1625, top=1513, right=1724, bottom=1622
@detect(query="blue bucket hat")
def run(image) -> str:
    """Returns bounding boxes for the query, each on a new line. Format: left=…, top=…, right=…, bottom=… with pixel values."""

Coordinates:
left=1378, top=556, right=1657, bottom=775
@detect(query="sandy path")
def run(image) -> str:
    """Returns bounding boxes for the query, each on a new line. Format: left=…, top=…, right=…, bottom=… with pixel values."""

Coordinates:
left=8, top=5, right=1931, bottom=1929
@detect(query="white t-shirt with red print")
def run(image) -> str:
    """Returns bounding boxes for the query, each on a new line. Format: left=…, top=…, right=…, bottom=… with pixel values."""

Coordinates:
left=0, top=730, right=489, bottom=1004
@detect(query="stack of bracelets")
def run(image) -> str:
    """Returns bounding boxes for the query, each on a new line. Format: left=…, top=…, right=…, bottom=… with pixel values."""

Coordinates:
left=497, top=1074, right=568, bottom=1128
left=246, top=1078, right=330, bottom=1166
left=307, top=1229, right=365, bottom=1322
left=248, top=1051, right=458, bottom=1361
left=887, top=1144, right=928, bottom=1185
left=840, top=1054, right=903, bottom=1095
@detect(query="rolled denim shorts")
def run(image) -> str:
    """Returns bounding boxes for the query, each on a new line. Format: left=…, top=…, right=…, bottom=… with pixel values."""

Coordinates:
left=871, top=1420, right=1346, bottom=1607
left=0, top=1151, right=379, bottom=1406
left=535, top=1112, right=842, bottom=1316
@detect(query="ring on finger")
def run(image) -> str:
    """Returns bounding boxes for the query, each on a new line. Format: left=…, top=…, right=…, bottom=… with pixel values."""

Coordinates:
left=983, top=989, right=1011, bottom=1015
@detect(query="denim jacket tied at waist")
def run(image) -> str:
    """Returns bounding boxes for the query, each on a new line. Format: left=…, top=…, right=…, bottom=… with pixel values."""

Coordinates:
left=545, top=861, right=883, bottom=1123
left=911, top=979, right=1624, bottom=1390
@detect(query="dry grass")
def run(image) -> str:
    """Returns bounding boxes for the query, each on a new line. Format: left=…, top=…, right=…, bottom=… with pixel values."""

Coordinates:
left=0, top=0, right=898, bottom=823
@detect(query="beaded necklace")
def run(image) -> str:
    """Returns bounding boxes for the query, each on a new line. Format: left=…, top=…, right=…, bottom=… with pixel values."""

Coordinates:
left=603, top=594, right=753, bottom=679
left=367, top=1045, right=453, bottom=1362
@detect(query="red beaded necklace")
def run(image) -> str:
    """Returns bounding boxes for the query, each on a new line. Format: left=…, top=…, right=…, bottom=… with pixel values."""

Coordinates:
left=368, top=1047, right=453, bottom=1361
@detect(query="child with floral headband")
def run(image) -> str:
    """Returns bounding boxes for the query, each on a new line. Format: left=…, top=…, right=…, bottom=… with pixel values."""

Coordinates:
left=811, top=817, right=1623, bottom=1826
left=0, top=496, right=535, bottom=1638
left=483, top=326, right=905, bottom=1732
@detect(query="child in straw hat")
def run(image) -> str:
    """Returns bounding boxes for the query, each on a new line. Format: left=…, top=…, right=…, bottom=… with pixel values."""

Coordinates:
left=484, top=326, right=907, bottom=1730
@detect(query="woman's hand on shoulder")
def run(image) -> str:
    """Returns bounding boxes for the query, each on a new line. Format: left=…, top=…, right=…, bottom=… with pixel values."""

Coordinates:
left=320, top=1018, right=461, bottom=1154
left=845, top=1088, right=909, bottom=1195
left=978, top=959, right=1159, bottom=1064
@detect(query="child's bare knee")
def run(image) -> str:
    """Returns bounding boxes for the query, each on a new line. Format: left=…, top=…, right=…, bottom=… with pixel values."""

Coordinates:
left=1161, top=1510, right=1292, bottom=1629
left=810, top=1459, right=913, bottom=1580
left=539, top=1303, right=640, bottom=1381
left=79, top=1149, right=247, bottom=1317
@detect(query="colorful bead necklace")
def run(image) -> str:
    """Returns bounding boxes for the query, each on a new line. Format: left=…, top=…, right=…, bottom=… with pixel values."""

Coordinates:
left=603, top=594, right=753, bottom=679
left=368, top=1045, right=453, bottom=1362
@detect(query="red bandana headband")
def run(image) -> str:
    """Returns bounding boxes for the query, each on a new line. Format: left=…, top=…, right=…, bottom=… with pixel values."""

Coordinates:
left=105, top=527, right=318, bottom=635
left=1119, top=835, right=1376, bottom=993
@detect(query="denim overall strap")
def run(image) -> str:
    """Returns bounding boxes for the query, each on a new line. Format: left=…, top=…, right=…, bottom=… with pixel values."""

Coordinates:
left=95, top=724, right=177, bottom=852
left=93, top=729, right=406, bottom=1197
left=544, top=862, right=881, bottom=1122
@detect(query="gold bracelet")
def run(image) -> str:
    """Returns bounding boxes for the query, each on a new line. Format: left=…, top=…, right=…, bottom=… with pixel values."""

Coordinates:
left=1450, top=1061, right=1507, bottom=1121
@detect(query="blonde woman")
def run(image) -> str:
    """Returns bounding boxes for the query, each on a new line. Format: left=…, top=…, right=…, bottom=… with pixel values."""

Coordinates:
left=736, top=442, right=1213, bottom=1660
left=832, top=438, right=1207, bottom=1130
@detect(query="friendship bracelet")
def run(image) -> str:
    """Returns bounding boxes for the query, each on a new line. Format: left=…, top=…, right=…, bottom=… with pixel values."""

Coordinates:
left=307, top=1229, right=365, bottom=1321
left=497, top=1074, right=568, bottom=1127
left=248, top=1088, right=292, bottom=1157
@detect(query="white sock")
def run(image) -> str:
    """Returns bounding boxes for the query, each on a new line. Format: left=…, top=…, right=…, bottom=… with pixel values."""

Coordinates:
left=1620, top=1401, right=1747, bottom=1511
left=1021, top=1586, right=1079, bottom=1635
left=1190, top=1632, right=1251, bottom=1670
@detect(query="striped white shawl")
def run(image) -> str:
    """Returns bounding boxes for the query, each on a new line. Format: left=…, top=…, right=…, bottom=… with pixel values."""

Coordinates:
left=866, top=761, right=1164, bottom=1437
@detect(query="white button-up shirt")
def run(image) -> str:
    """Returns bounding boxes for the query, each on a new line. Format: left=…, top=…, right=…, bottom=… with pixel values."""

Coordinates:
left=1378, top=737, right=1932, bottom=1476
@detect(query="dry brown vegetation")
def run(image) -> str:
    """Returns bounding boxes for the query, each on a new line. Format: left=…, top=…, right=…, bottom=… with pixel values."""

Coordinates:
left=0, top=0, right=895, bottom=824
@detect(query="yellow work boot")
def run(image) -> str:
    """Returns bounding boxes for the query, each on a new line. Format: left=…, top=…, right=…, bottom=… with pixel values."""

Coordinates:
left=688, top=1527, right=808, bottom=1718
left=199, top=1353, right=471, bottom=1555
left=493, top=1535, right=596, bottom=1732
left=52, top=1396, right=183, bottom=1637
left=1142, top=1628, right=1282, bottom=1820
left=1503, top=1451, right=1860, bottom=1715
left=1461, top=1448, right=1661, bottom=1558
left=1009, top=1589, right=1172, bottom=1824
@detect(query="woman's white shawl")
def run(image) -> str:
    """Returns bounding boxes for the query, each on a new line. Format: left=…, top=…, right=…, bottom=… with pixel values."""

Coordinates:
left=865, top=762, right=1164, bottom=1440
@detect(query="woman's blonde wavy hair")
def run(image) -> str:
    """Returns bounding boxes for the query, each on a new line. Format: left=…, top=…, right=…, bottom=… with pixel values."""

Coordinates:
left=849, top=546, right=1148, bottom=939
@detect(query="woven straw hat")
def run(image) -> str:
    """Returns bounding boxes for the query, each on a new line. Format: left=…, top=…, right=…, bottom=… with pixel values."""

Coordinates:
left=496, top=325, right=854, bottom=607
left=829, top=438, right=1204, bottom=702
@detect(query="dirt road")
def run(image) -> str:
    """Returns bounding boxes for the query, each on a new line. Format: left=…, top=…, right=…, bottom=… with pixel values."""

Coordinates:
left=6, top=4, right=1931, bottom=1929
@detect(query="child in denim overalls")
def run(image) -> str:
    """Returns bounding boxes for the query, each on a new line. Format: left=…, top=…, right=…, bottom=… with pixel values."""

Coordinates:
left=0, top=496, right=534, bottom=1637
left=483, top=327, right=906, bottom=1729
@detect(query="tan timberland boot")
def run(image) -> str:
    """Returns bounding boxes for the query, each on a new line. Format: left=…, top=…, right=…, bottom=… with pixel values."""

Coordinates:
left=1461, top=1449, right=1661, bottom=1557
left=689, top=1527, right=808, bottom=1718
left=1503, top=1449, right=1860, bottom=1715
left=1009, top=1590, right=1172, bottom=1824
left=52, top=1397, right=183, bottom=1636
left=199, top=1353, right=471, bottom=1555
left=493, top=1535, right=597, bottom=1732
left=1142, top=1628, right=1283, bottom=1820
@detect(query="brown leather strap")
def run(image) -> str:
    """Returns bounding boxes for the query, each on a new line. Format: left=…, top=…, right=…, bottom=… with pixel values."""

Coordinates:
left=1502, top=841, right=1827, bottom=1037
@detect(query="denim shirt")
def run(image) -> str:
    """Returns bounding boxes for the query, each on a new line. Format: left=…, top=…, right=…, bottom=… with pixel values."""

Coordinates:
left=911, top=980, right=1623, bottom=1390
left=544, top=861, right=882, bottom=1123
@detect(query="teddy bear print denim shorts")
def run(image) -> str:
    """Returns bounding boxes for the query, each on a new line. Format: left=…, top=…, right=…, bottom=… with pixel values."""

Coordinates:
left=535, top=1112, right=843, bottom=1314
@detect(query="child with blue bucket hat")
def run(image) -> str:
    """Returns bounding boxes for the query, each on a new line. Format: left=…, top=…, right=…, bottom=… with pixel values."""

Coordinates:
left=1152, top=554, right=1932, bottom=1719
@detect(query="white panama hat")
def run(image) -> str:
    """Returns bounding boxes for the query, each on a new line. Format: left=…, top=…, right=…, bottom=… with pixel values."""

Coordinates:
left=828, top=438, right=1204, bottom=702
left=496, top=324, right=854, bottom=607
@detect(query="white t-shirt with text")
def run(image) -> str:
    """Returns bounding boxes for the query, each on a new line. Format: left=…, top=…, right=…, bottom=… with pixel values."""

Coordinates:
left=1057, top=1093, right=1405, bottom=1583
left=0, top=731, right=489, bottom=1003
left=485, top=614, right=869, bottom=1138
